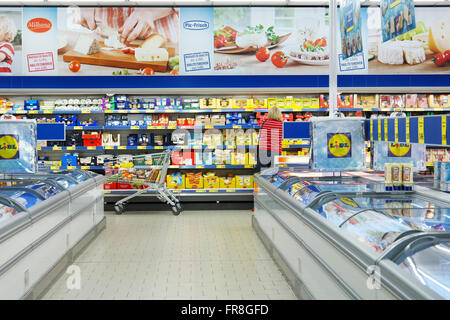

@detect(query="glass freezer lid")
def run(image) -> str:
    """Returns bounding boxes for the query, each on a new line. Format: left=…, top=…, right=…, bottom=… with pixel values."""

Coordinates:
left=0, top=197, right=25, bottom=226
left=0, top=189, right=43, bottom=209
left=0, top=179, right=63, bottom=198
left=397, top=240, right=450, bottom=299
left=49, top=169, right=94, bottom=183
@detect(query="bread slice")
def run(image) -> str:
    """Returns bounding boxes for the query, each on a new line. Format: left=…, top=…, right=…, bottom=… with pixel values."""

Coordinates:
left=141, top=33, right=166, bottom=49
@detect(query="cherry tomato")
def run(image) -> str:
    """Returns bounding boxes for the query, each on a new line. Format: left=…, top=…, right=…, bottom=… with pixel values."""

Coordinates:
left=141, top=67, right=155, bottom=75
left=214, top=38, right=225, bottom=49
left=170, top=69, right=179, bottom=75
left=314, top=38, right=327, bottom=47
left=271, top=51, right=288, bottom=68
left=68, top=61, right=80, bottom=72
left=444, top=50, right=450, bottom=62
left=303, top=40, right=314, bottom=49
left=433, top=54, right=446, bottom=67
left=255, top=46, right=270, bottom=62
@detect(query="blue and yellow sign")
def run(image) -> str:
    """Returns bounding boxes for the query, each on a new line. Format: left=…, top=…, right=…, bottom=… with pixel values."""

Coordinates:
left=328, top=133, right=352, bottom=158
left=388, top=142, right=411, bottom=157
left=0, top=135, right=19, bottom=160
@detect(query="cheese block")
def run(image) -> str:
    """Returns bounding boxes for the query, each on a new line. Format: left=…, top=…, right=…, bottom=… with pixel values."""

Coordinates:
left=134, top=47, right=168, bottom=62
left=73, top=35, right=100, bottom=55
left=378, top=40, right=425, bottom=65
left=412, top=33, right=432, bottom=54
left=141, top=33, right=166, bottom=49
left=104, top=34, right=125, bottom=49
left=378, top=41, right=404, bottom=64
left=429, top=20, right=450, bottom=54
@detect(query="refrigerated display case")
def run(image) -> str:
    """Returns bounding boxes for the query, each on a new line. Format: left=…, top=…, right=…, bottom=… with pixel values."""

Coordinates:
left=0, top=170, right=106, bottom=300
left=253, top=168, right=450, bottom=299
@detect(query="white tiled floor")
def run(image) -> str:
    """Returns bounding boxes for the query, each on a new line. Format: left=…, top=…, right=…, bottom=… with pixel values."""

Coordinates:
left=42, top=210, right=297, bottom=300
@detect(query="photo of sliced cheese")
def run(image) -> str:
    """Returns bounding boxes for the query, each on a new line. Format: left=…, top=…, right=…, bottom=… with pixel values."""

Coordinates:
left=73, top=35, right=100, bottom=55
left=412, top=33, right=432, bottom=54
left=429, top=20, right=450, bottom=53
left=104, top=34, right=125, bottom=49
left=378, top=40, right=425, bottom=65
left=135, top=47, right=169, bottom=62
left=141, top=34, right=166, bottom=49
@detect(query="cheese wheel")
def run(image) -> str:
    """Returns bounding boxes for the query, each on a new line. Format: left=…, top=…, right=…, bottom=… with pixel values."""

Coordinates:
left=429, top=20, right=450, bottom=54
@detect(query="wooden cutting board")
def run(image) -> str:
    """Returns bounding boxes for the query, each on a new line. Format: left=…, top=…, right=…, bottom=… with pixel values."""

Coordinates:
left=63, top=46, right=175, bottom=72
left=215, top=33, right=291, bottom=54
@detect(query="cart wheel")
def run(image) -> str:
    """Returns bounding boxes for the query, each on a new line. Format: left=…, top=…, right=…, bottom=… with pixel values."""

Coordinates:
left=170, top=205, right=181, bottom=216
left=114, top=204, right=124, bottom=215
left=176, top=202, right=182, bottom=211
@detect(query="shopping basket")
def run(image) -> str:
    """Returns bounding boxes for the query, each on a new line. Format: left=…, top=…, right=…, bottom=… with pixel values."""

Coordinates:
left=105, top=149, right=182, bottom=215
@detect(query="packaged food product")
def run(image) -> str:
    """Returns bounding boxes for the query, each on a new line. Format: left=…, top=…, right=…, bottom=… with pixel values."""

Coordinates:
left=402, top=163, right=413, bottom=190
left=391, top=163, right=403, bottom=190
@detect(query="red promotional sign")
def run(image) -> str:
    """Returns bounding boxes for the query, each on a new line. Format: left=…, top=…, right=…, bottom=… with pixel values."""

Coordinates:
left=27, top=17, right=52, bottom=33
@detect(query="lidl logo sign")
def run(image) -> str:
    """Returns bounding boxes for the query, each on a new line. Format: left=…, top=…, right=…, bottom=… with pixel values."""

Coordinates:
left=328, top=133, right=352, bottom=158
left=0, top=135, right=19, bottom=160
left=388, top=142, right=411, bottom=157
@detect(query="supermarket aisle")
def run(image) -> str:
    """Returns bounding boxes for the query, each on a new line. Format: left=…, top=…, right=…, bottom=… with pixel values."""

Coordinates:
left=42, top=210, right=297, bottom=300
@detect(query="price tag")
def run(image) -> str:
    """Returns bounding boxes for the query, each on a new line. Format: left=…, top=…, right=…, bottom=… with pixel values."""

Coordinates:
left=67, top=146, right=75, bottom=150
left=16, top=111, right=26, bottom=114
left=104, top=190, right=111, bottom=194
left=118, top=146, right=126, bottom=150
left=394, top=118, right=399, bottom=142
left=196, top=165, right=204, bottom=168
left=205, top=126, right=213, bottom=129
left=416, top=108, right=424, bottom=111
left=406, top=117, right=410, bottom=143
left=29, top=110, right=38, bottom=114
left=233, top=125, right=240, bottom=129
left=37, top=146, right=42, bottom=151
left=105, top=110, right=113, bottom=113
left=81, top=166, right=90, bottom=170
left=50, top=166, right=59, bottom=170
left=147, top=126, right=155, bottom=129
left=393, top=108, right=402, bottom=112
left=384, top=119, right=388, bottom=142
left=53, top=146, right=61, bottom=150
left=105, top=146, right=113, bottom=150
left=217, top=165, right=225, bottom=168
left=137, top=146, right=146, bottom=150
left=74, top=126, right=83, bottom=130
left=130, top=110, right=139, bottom=113
left=209, top=189, right=218, bottom=192
left=196, top=189, right=206, bottom=193
left=435, top=108, right=443, bottom=111
left=168, top=126, right=176, bottom=129
left=442, top=116, right=447, bottom=146
left=118, top=110, right=127, bottom=113
left=130, top=126, right=140, bottom=130
left=87, top=146, right=96, bottom=150
left=155, top=146, right=163, bottom=149
left=226, top=189, right=235, bottom=193
left=245, top=165, right=253, bottom=168
left=418, top=117, right=425, bottom=144
left=43, top=110, right=52, bottom=114
left=82, top=110, right=91, bottom=114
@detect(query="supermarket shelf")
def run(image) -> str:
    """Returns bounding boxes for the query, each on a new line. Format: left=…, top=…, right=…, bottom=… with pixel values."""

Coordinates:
left=38, top=145, right=259, bottom=151
left=39, top=165, right=256, bottom=170
left=104, top=188, right=254, bottom=195
left=65, top=125, right=260, bottom=130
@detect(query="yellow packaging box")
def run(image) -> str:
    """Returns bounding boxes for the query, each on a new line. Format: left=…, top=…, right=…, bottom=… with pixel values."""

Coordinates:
left=232, top=152, right=246, bottom=165
left=310, top=98, right=320, bottom=108
left=204, top=174, right=220, bottom=189
left=246, top=152, right=257, bottom=165
left=167, top=174, right=185, bottom=189
left=220, top=176, right=235, bottom=189
left=185, top=173, right=204, bottom=189
left=236, top=175, right=253, bottom=189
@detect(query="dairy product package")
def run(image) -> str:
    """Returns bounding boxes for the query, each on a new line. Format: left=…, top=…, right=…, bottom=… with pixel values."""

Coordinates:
left=310, top=117, right=366, bottom=171
left=440, top=162, right=450, bottom=183
left=434, top=161, right=442, bottom=189
left=0, top=119, right=37, bottom=174
left=372, top=141, right=426, bottom=171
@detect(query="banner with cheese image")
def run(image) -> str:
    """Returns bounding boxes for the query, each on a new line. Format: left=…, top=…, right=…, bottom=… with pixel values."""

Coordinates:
left=380, top=0, right=416, bottom=43
left=339, top=0, right=362, bottom=60
left=22, top=7, right=58, bottom=75
left=56, top=7, right=180, bottom=76
left=367, top=6, right=450, bottom=74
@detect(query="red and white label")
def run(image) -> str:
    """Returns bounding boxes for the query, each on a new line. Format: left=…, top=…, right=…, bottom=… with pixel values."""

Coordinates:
left=27, top=18, right=52, bottom=33
left=27, top=52, right=55, bottom=73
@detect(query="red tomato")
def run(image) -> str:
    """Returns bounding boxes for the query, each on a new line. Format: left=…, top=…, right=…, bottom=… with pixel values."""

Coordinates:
left=314, top=38, right=327, bottom=47
left=141, top=67, right=155, bottom=75
left=170, top=69, right=179, bottom=75
left=255, top=47, right=270, bottom=62
left=303, top=40, right=314, bottom=49
left=434, top=54, right=446, bottom=67
left=68, top=61, right=80, bottom=72
left=214, top=38, right=225, bottom=49
left=271, top=51, right=288, bottom=68
left=444, top=50, right=450, bottom=62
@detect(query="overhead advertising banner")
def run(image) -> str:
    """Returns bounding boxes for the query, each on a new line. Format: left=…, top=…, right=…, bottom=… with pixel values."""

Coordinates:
left=368, top=6, right=450, bottom=74
left=340, top=0, right=362, bottom=60
left=380, top=0, right=416, bottom=43
left=213, top=7, right=329, bottom=75
left=57, top=7, right=180, bottom=76
left=23, top=7, right=58, bottom=75
left=338, top=6, right=368, bottom=74
left=0, top=8, right=22, bottom=75
left=1, top=6, right=450, bottom=77
left=179, top=7, right=214, bottom=75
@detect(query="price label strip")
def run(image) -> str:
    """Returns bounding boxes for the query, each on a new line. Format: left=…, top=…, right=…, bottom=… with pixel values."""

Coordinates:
left=384, top=119, right=388, bottom=142
left=443, top=116, right=447, bottom=146
left=406, top=117, right=410, bottom=143
left=370, top=120, right=374, bottom=141
left=418, top=117, right=425, bottom=144
left=394, top=118, right=399, bottom=142
left=377, top=119, right=382, bottom=141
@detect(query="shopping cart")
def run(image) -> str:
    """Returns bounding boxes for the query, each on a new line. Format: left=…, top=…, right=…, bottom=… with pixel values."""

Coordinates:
left=105, top=149, right=182, bottom=215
